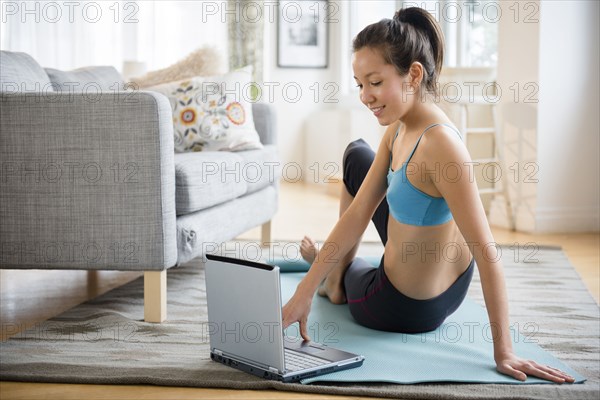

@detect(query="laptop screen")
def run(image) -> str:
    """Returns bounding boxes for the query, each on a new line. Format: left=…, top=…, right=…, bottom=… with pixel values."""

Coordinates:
left=204, top=254, right=286, bottom=372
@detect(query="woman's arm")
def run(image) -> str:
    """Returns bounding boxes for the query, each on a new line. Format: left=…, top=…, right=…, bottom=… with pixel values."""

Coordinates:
left=427, top=126, right=574, bottom=383
left=282, top=122, right=397, bottom=337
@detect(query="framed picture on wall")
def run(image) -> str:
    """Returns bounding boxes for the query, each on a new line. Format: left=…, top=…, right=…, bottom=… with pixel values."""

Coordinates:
left=277, top=0, right=329, bottom=68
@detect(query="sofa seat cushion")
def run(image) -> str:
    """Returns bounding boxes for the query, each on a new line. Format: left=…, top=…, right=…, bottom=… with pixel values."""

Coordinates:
left=175, top=145, right=281, bottom=215
left=234, top=145, right=281, bottom=195
left=175, top=151, right=247, bottom=215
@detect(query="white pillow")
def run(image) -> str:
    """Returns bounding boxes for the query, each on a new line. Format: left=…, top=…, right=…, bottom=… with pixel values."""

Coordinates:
left=148, top=66, right=263, bottom=152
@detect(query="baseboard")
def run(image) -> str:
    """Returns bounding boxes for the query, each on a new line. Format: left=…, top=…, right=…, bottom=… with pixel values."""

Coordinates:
left=299, top=179, right=343, bottom=198
left=534, top=206, right=600, bottom=233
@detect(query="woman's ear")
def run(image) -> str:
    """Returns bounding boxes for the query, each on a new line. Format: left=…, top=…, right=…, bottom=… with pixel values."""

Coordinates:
left=409, top=62, right=424, bottom=87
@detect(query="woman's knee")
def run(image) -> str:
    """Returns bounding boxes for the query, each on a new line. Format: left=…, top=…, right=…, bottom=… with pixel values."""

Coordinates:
left=342, top=139, right=374, bottom=196
left=343, top=139, right=369, bottom=168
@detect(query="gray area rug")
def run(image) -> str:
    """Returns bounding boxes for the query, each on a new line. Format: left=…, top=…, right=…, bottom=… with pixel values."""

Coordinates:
left=1, top=243, right=599, bottom=399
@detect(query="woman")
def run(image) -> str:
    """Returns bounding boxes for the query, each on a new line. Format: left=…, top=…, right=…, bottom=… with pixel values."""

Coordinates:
left=282, top=7, right=574, bottom=383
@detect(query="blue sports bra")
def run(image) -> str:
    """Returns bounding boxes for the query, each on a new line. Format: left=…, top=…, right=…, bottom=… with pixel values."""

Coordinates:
left=386, top=123, right=462, bottom=226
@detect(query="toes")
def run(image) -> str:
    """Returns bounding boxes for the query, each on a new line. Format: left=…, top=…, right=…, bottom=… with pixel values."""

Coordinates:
left=300, top=237, right=318, bottom=263
left=300, top=237, right=312, bottom=249
left=303, top=236, right=316, bottom=246
left=300, top=237, right=318, bottom=254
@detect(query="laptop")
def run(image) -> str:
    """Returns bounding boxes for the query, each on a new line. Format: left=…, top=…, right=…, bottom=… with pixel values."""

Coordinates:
left=204, top=254, right=365, bottom=383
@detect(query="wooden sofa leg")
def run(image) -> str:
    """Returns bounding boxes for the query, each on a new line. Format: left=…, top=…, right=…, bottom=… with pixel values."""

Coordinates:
left=261, top=220, right=272, bottom=247
left=144, top=270, right=167, bottom=323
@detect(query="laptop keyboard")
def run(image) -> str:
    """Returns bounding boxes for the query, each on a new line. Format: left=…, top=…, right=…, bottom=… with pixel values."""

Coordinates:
left=284, top=348, right=329, bottom=371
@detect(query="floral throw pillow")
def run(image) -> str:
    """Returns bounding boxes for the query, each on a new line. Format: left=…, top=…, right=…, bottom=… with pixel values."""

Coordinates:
left=148, top=66, right=262, bottom=152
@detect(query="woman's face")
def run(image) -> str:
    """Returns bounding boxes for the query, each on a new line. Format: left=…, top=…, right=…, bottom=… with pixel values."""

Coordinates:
left=352, top=46, right=415, bottom=126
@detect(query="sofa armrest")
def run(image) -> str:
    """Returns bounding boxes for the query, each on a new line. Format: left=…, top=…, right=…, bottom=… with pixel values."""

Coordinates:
left=252, top=102, right=277, bottom=145
left=0, top=91, right=176, bottom=270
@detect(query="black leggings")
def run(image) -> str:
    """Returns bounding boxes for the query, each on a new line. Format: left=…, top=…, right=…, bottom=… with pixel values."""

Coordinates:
left=341, top=139, right=474, bottom=333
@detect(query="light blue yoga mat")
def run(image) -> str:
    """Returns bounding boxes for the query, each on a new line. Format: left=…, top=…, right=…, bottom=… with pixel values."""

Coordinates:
left=272, top=257, right=586, bottom=385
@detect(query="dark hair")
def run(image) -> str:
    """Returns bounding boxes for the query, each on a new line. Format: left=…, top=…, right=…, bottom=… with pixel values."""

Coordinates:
left=352, top=7, right=444, bottom=95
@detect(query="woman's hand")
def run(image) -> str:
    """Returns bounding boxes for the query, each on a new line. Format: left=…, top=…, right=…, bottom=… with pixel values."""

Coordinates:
left=496, top=353, right=575, bottom=383
left=282, top=284, right=314, bottom=342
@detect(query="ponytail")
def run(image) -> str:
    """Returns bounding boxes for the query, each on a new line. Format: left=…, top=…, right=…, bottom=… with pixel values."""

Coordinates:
left=353, top=7, right=445, bottom=95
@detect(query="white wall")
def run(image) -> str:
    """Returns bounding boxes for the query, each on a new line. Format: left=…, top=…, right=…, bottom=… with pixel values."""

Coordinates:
left=264, top=20, right=337, bottom=169
left=536, top=0, right=600, bottom=232
left=263, top=0, right=346, bottom=171
left=490, top=0, right=600, bottom=233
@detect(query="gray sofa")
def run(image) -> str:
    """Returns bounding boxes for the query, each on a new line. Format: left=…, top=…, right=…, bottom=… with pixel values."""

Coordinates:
left=0, top=51, right=280, bottom=322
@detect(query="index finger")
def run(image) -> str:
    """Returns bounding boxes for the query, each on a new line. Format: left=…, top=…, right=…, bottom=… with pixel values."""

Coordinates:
left=299, top=317, right=311, bottom=342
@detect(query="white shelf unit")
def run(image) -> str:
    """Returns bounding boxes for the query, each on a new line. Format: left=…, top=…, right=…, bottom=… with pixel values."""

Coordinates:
left=456, top=97, right=515, bottom=230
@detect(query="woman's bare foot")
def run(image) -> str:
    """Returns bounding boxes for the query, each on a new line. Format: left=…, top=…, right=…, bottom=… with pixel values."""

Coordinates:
left=317, top=273, right=347, bottom=304
left=300, top=236, right=318, bottom=264
left=300, top=236, right=346, bottom=304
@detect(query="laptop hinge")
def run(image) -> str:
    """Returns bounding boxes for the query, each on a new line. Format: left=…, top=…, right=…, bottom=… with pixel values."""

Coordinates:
left=268, top=366, right=280, bottom=374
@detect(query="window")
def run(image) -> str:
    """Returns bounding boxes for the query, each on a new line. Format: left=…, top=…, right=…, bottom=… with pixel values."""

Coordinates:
left=349, top=1, right=398, bottom=48
left=444, top=0, right=499, bottom=67
left=462, top=0, right=498, bottom=67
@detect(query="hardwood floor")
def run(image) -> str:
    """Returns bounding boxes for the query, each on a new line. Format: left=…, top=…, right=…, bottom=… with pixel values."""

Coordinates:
left=1, top=182, right=598, bottom=400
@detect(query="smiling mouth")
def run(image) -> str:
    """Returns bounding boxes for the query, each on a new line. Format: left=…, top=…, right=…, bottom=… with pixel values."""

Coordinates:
left=370, top=106, right=384, bottom=115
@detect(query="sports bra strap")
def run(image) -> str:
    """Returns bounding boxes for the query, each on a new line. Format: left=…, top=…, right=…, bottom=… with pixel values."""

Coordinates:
left=389, top=123, right=462, bottom=166
left=404, top=123, right=439, bottom=164
left=389, top=125, right=402, bottom=164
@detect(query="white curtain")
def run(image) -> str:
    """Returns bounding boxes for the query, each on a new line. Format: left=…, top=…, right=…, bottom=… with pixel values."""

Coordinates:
left=227, top=0, right=263, bottom=83
left=0, top=0, right=229, bottom=73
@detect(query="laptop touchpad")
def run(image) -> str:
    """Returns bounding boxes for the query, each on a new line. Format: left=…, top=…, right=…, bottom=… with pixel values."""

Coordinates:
left=301, top=345, right=325, bottom=355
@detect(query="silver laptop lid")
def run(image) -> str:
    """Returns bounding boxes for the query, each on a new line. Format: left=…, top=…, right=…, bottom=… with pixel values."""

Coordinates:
left=205, top=254, right=286, bottom=372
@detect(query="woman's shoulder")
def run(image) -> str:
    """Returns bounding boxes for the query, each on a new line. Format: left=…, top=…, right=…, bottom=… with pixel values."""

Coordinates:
left=420, top=123, right=469, bottom=161
left=424, top=123, right=462, bottom=141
